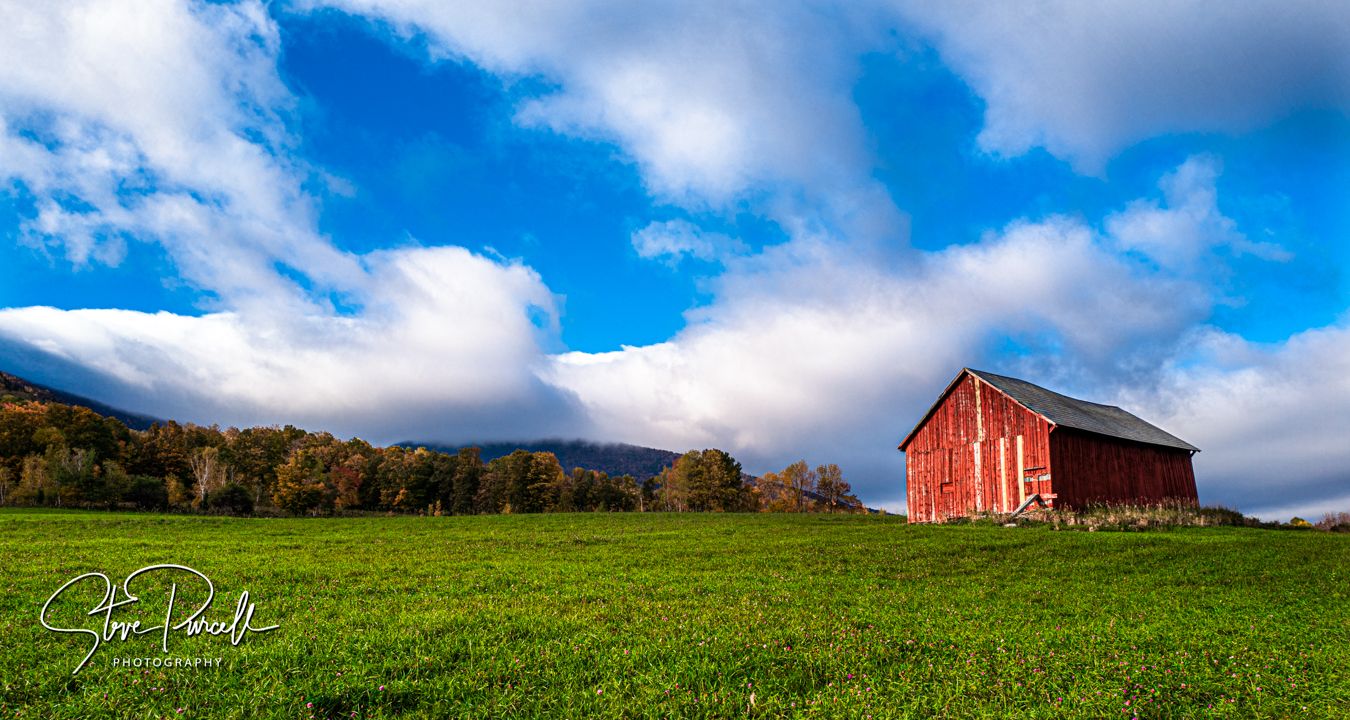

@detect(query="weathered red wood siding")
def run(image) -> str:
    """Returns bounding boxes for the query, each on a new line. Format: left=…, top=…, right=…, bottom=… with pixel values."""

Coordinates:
left=903, top=373, right=1052, bottom=523
left=1048, top=429, right=1197, bottom=509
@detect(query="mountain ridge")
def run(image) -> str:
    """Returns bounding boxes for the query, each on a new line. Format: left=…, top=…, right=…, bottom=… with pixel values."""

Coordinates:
left=402, top=439, right=683, bottom=479
left=0, top=370, right=160, bottom=430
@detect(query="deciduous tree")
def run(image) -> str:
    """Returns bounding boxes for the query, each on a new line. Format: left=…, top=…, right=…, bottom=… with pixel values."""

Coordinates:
left=815, top=463, right=852, bottom=512
left=782, top=460, right=817, bottom=512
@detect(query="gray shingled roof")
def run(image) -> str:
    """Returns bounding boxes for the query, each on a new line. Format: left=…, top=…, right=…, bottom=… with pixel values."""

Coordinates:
left=967, top=369, right=1199, bottom=452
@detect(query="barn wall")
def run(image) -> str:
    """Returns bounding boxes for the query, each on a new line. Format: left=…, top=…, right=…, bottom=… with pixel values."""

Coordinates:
left=904, top=373, right=1053, bottom=523
left=1048, top=429, right=1198, bottom=509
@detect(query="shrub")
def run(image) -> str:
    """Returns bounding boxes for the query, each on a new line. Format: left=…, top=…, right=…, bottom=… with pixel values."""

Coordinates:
left=1195, top=505, right=1252, bottom=526
left=122, top=476, right=168, bottom=510
left=208, top=483, right=255, bottom=515
left=1317, top=511, right=1350, bottom=533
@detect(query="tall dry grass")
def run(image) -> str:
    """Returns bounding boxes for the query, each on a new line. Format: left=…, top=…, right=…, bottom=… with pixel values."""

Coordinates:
left=952, top=501, right=1329, bottom=531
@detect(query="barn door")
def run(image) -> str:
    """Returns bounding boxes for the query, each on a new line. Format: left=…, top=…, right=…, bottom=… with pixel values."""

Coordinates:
left=938, top=449, right=957, bottom=519
left=914, top=448, right=954, bottom=521
left=1023, top=467, right=1052, bottom=506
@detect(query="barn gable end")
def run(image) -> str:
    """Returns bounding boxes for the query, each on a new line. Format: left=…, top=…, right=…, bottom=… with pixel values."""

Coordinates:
left=900, top=371, right=1053, bottom=523
left=899, top=369, right=1199, bottom=523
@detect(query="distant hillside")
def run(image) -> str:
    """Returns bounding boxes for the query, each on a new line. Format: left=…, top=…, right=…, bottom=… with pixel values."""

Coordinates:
left=0, top=370, right=160, bottom=431
left=405, top=439, right=683, bottom=478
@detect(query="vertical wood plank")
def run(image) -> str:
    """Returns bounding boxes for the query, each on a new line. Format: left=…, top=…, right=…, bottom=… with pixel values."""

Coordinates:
left=998, top=437, right=1007, bottom=513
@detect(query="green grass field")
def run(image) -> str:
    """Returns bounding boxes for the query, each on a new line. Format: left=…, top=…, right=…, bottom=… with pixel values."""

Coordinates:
left=0, top=510, right=1346, bottom=718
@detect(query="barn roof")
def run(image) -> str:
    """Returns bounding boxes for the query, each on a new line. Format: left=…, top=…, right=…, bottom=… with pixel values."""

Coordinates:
left=899, top=368, right=1200, bottom=453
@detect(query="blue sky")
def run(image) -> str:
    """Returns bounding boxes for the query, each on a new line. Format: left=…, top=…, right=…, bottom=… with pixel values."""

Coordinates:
left=1, top=1, right=1348, bottom=518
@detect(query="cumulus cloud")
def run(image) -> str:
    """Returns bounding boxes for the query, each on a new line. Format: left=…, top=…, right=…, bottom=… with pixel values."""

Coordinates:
left=630, top=219, right=744, bottom=266
left=0, top=1, right=589, bottom=442
left=1108, top=156, right=1236, bottom=269
left=310, top=0, right=1350, bottom=236
left=0, top=246, right=582, bottom=442
left=0, top=0, right=362, bottom=312
left=1125, top=325, right=1350, bottom=519
left=895, top=0, right=1350, bottom=169
left=1105, top=155, right=1292, bottom=270
left=309, top=0, right=908, bottom=243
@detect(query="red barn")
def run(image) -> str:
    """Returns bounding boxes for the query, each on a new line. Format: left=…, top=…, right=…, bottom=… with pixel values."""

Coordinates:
left=898, top=368, right=1199, bottom=523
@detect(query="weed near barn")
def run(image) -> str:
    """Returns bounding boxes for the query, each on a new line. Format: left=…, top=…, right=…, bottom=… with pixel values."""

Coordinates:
left=0, top=510, right=1346, bottom=718
left=954, top=503, right=1297, bottom=531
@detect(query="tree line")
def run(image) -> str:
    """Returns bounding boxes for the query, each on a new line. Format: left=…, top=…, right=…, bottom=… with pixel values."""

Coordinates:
left=0, top=400, right=863, bottom=515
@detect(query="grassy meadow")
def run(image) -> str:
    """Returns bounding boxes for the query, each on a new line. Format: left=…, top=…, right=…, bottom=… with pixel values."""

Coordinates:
left=0, top=510, right=1346, bottom=719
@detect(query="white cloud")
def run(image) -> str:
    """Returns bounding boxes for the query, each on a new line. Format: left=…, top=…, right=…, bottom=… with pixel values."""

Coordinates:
left=300, top=0, right=1350, bottom=273
left=894, top=0, right=1350, bottom=169
left=312, top=0, right=1350, bottom=236
left=1117, top=324, right=1350, bottom=518
left=310, top=0, right=908, bottom=242
left=0, top=0, right=362, bottom=312
left=0, top=246, right=580, bottom=442
left=1105, top=155, right=1291, bottom=270
left=0, top=1, right=591, bottom=443
left=630, top=219, right=743, bottom=266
